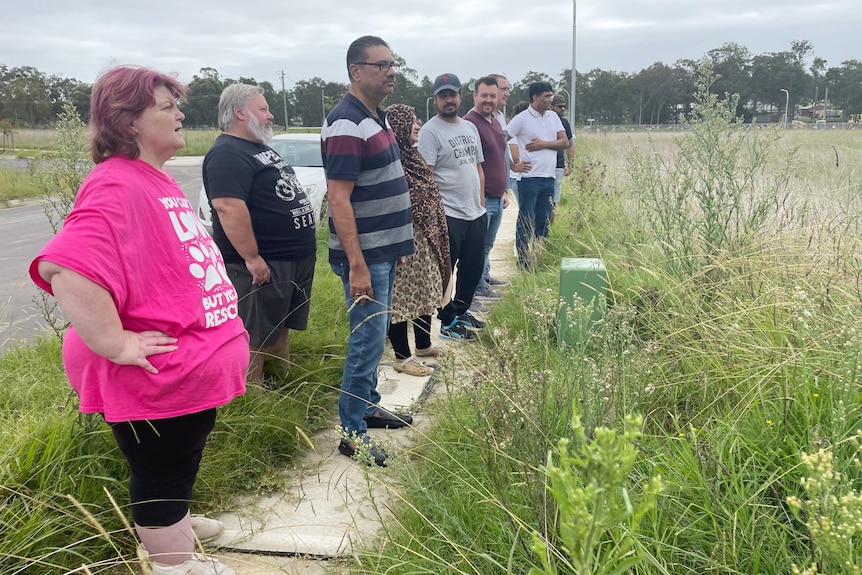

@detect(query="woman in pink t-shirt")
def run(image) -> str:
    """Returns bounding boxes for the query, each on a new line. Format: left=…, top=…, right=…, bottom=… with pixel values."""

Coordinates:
left=30, top=66, right=248, bottom=575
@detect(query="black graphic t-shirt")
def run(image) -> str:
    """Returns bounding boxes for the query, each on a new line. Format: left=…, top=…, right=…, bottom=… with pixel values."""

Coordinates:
left=203, top=134, right=317, bottom=264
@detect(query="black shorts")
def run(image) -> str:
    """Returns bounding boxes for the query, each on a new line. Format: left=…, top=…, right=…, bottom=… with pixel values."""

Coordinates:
left=228, top=254, right=316, bottom=348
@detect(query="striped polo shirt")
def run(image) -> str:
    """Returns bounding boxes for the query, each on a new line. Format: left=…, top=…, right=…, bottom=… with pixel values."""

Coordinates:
left=321, top=92, right=414, bottom=265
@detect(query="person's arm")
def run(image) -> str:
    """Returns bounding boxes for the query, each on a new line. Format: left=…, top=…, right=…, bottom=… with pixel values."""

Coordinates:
left=328, top=178, right=373, bottom=305
left=508, top=141, right=531, bottom=173
left=564, top=136, right=575, bottom=176
left=37, top=261, right=177, bottom=374
left=477, top=163, right=485, bottom=208
left=525, top=130, right=569, bottom=152
left=210, top=197, right=270, bottom=286
left=508, top=141, right=520, bottom=165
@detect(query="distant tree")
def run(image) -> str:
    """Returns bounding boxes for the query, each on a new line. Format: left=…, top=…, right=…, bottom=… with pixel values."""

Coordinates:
left=790, top=40, right=814, bottom=68
left=630, top=62, right=683, bottom=124
left=3, top=39, right=858, bottom=129
left=510, top=71, right=556, bottom=109
left=577, top=68, right=630, bottom=126
left=388, top=53, right=427, bottom=115
left=292, top=77, right=349, bottom=127
left=825, top=60, right=862, bottom=119
left=706, top=42, right=753, bottom=119
left=185, top=70, right=226, bottom=128
left=750, top=50, right=810, bottom=116
left=810, top=56, right=827, bottom=106
left=3, top=66, right=52, bottom=126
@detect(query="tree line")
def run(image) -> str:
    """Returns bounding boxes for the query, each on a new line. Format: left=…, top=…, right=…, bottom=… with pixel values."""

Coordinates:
left=2, top=40, right=861, bottom=130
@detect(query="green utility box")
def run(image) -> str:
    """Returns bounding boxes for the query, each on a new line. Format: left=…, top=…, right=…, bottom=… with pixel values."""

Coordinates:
left=558, top=257, right=608, bottom=347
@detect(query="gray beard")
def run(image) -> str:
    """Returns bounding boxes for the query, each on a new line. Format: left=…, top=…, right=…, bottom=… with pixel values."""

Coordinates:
left=248, top=113, right=273, bottom=143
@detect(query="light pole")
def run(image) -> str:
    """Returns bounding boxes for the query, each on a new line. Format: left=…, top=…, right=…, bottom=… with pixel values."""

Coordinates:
left=280, top=70, right=289, bottom=131
left=558, top=88, right=570, bottom=103
left=570, top=0, right=576, bottom=127
left=426, top=96, right=433, bottom=122
left=321, top=87, right=326, bottom=126
left=780, top=88, right=789, bottom=128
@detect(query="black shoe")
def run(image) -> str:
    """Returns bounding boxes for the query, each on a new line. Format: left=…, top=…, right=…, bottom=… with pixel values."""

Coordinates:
left=488, top=276, right=507, bottom=286
left=474, top=286, right=501, bottom=300
left=456, top=312, right=485, bottom=330
left=364, top=409, right=413, bottom=429
left=338, top=435, right=388, bottom=466
left=470, top=300, right=490, bottom=314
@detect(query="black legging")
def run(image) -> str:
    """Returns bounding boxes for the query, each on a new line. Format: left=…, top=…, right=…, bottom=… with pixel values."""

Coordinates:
left=388, top=314, right=432, bottom=359
left=110, top=409, right=216, bottom=526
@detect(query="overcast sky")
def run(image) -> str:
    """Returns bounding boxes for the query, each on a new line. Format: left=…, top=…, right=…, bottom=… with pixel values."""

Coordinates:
left=3, top=0, right=857, bottom=89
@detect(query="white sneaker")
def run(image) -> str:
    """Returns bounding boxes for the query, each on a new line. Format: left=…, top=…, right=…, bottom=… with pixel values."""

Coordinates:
left=151, top=553, right=235, bottom=574
left=190, top=514, right=224, bottom=543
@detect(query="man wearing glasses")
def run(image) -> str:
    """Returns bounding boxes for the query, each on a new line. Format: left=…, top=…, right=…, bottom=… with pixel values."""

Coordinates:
left=321, top=35, right=414, bottom=466
left=551, top=94, right=575, bottom=213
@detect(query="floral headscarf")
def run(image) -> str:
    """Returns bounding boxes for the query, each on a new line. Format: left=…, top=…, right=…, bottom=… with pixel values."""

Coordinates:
left=386, top=104, right=451, bottom=293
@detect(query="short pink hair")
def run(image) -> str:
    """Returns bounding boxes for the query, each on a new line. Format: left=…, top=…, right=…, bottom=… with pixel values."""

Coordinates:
left=89, top=65, right=187, bottom=164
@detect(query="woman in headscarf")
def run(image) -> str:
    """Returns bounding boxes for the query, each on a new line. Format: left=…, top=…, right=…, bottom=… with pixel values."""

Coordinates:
left=385, top=104, right=451, bottom=376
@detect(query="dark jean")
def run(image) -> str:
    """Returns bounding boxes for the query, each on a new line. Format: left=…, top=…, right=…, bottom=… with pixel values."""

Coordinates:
left=330, top=259, right=397, bottom=437
left=439, top=213, right=486, bottom=326
left=516, top=177, right=554, bottom=267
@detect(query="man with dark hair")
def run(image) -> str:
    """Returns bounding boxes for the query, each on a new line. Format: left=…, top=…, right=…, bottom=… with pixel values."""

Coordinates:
left=464, top=76, right=508, bottom=300
left=418, top=73, right=487, bottom=341
left=203, top=84, right=317, bottom=382
left=321, top=35, right=414, bottom=466
left=551, top=94, right=575, bottom=212
left=506, top=82, right=569, bottom=269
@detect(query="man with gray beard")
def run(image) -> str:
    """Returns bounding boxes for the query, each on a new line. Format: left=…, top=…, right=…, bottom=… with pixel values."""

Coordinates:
left=203, top=84, right=317, bottom=381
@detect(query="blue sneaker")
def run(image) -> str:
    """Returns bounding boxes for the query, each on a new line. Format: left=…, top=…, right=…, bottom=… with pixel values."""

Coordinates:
left=440, top=319, right=477, bottom=340
left=455, top=312, right=485, bottom=330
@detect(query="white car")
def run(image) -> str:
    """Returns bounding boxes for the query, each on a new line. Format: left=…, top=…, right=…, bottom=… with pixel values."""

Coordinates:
left=198, top=133, right=327, bottom=229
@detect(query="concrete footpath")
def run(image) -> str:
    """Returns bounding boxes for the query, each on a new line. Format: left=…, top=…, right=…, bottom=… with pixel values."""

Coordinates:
left=209, top=200, right=518, bottom=574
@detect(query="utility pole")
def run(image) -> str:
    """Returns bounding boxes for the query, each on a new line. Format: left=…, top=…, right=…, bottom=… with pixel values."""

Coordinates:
left=280, top=71, right=289, bottom=131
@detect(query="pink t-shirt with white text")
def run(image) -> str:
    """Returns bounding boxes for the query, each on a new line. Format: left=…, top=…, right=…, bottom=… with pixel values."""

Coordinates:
left=30, top=156, right=249, bottom=422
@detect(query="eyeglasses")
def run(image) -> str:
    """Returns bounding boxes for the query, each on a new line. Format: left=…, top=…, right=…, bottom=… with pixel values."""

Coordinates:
left=355, top=61, right=401, bottom=73
left=554, top=104, right=566, bottom=109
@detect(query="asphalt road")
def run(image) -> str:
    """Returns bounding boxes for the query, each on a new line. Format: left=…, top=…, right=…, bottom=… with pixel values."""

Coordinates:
left=0, top=157, right=205, bottom=352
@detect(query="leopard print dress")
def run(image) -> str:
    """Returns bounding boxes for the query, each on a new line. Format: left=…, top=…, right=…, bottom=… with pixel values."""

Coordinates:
left=390, top=229, right=443, bottom=323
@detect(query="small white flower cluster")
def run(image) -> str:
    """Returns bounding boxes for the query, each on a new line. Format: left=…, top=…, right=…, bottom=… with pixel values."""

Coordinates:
left=790, top=285, right=816, bottom=334
left=788, top=435, right=862, bottom=574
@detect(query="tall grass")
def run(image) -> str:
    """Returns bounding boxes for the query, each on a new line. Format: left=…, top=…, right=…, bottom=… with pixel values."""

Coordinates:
left=350, top=67, right=862, bottom=575
left=0, top=169, right=40, bottom=202
left=0, top=233, right=347, bottom=574
left=5, top=68, right=862, bottom=574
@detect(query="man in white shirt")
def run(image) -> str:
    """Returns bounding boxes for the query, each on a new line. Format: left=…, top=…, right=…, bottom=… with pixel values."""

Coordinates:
left=506, top=82, right=569, bottom=269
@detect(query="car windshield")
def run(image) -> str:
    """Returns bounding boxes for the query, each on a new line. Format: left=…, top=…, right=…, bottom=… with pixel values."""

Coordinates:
left=268, top=139, right=323, bottom=167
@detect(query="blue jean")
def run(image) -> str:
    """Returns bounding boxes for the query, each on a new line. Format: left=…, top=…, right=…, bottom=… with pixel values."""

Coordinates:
left=554, top=167, right=565, bottom=203
left=330, top=259, right=397, bottom=437
left=516, top=177, right=555, bottom=267
left=476, top=196, right=504, bottom=291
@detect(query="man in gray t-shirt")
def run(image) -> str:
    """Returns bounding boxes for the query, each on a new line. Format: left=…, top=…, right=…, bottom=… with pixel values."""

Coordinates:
left=418, top=73, right=488, bottom=340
